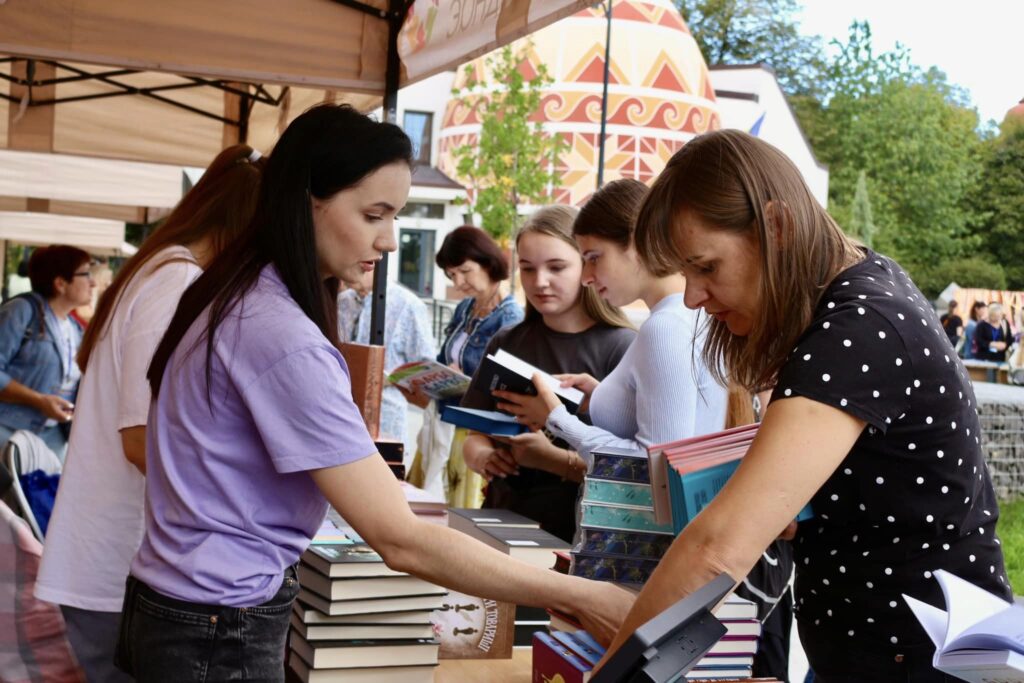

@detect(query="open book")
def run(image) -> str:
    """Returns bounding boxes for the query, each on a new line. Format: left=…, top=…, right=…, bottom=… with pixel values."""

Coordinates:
left=903, top=569, right=1024, bottom=682
left=387, top=360, right=471, bottom=400
left=472, top=349, right=585, bottom=413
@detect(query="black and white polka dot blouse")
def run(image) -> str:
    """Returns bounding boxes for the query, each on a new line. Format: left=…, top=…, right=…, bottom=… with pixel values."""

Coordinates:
left=771, top=250, right=1011, bottom=655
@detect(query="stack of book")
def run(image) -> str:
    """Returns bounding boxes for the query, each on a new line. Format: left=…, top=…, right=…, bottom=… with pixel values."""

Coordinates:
left=543, top=597, right=763, bottom=681
left=647, top=424, right=813, bottom=535
left=375, top=439, right=405, bottom=480
left=288, top=519, right=446, bottom=682
left=447, top=507, right=570, bottom=646
left=570, top=446, right=674, bottom=588
left=399, top=480, right=447, bottom=525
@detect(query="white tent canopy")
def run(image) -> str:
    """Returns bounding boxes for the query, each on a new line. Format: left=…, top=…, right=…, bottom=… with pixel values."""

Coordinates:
left=0, top=211, right=133, bottom=256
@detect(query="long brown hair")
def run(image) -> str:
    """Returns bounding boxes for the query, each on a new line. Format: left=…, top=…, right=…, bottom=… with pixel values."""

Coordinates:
left=78, top=144, right=265, bottom=372
left=634, top=130, right=861, bottom=391
left=572, top=178, right=648, bottom=248
left=515, top=205, right=633, bottom=330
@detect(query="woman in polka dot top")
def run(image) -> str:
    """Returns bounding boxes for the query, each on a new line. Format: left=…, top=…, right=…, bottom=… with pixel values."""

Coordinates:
left=599, top=129, right=1011, bottom=683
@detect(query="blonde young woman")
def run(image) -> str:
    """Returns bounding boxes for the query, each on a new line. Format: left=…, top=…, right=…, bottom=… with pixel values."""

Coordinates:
left=461, top=205, right=636, bottom=542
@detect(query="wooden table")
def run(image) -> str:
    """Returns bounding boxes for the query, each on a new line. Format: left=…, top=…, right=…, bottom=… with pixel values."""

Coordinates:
left=434, top=648, right=532, bottom=682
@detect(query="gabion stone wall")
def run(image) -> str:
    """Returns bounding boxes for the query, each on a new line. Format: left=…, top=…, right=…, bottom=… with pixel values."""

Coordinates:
left=975, top=383, right=1024, bottom=501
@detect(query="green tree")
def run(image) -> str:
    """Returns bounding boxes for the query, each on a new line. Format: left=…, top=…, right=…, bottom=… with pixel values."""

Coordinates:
left=969, top=117, right=1024, bottom=288
left=848, top=170, right=875, bottom=248
left=675, top=0, right=826, bottom=97
left=450, top=42, right=566, bottom=242
left=796, top=22, right=985, bottom=270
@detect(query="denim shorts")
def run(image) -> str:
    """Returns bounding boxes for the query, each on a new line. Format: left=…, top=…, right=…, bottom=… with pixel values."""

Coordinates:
left=114, top=567, right=299, bottom=683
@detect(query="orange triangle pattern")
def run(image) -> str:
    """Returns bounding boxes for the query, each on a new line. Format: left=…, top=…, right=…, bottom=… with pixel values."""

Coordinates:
left=642, top=50, right=692, bottom=93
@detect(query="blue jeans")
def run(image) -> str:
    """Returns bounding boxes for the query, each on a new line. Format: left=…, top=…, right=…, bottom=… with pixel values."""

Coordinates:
left=114, top=568, right=299, bottom=683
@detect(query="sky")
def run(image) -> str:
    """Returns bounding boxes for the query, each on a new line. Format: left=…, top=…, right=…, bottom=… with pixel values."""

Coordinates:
left=797, top=0, right=1024, bottom=126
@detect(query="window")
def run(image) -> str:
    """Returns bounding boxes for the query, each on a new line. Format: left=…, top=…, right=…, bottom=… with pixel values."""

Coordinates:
left=399, top=202, right=445, bottom=219
left=399, top=229, right=435, bottom=296
left=403, top=111, right=433, bottom=165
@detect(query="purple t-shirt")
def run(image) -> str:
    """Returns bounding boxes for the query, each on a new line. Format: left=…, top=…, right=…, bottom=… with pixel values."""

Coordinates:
left=131, top=266, right=376, bottom=607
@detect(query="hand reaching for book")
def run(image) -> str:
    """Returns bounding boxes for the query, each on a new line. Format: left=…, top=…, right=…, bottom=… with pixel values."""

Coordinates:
left=492, top=373, right=561, bottom=430
left=570, top=580, right=636, bottom=648
left=554, top=372, right=599, bottom=413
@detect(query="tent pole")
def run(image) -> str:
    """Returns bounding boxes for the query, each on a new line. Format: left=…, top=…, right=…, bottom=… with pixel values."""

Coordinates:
left=369, top=0, right=405, bottom=346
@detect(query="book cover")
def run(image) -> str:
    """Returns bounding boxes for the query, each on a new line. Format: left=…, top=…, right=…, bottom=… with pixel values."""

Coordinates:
left=569, top=552, right=659, bottom=586
left=547, top=608, right=583, bottom=633
left=338, top=342, right=384, bottom=440
left=399, top=481, right=447, bottom=515
left=575, top=527, right=673, bottom=560
left=296, top=587, right=446, bottom=617
left=297, top=564, right=445, bottom=602
left=375, top=438, right=404, bottom=464
left=301, top=544, right=403, bottom=579
left=387, top=359, right=471, bottom=400
left=288, top=651, right=437, bottom=683
left=440, top=405, right=528, bottom=437
left=430, top=590, right=515, bottom=659
left=552, top=630, right=604, bottom=667
left=532, top=631, right=593, bottom=683
left=472, top=349, right=584, bottom=414
left=582, top=478, right=654, bottom=507
left=712, top=595, right=759, bottom=622
left=476, top=525, right=571, bottom=566
left=447, top=507, right=540, bottom=541
left=589, top=448, right=650, bottom=483
left=290, top=611, right=434, bottom=641
left=288, top=631, right=439, bottom=669
left=579, top=502, right=674, bottom=534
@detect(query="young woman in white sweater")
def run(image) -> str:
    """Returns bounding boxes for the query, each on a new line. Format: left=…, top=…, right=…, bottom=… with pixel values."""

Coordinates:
left=494, top=179, right=728, bottom=466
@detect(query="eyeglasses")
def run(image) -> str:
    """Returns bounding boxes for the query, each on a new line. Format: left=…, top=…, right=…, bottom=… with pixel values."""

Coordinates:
left=70, top=270, right=95, bottom=281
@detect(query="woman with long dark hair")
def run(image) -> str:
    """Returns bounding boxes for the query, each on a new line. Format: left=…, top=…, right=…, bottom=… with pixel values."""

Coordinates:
left=600, top=130, right=1010, bottom=681
left=36, top=144, right=265, bottom=682
left=115, top=105, right=632, bottom=682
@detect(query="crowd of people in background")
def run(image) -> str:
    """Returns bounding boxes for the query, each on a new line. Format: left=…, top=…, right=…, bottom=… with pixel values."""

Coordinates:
left=0, top=105, right=1012, bottom=683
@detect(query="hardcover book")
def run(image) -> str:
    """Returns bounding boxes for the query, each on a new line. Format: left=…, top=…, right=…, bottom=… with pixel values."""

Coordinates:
left=338, top=342, right=384, bottom=440
left=292, top=602, right=434, bottom=625
left=447, top=507, right=540, bottom=542
left=589, top=447, right=650, bottom=483
left=297, top=564, right=445, bottom=602
left=439, top=405, right=528, bottom=437
left=297, top=588, right=446, bottom=617
left=288, top=652, right=436, bottom=683
left=472, top=349, right=584, bottom=413
left=475, top=525, right=570, bottom=569
left=300, top=544, right=403, bottom=579
left=569, top=552, right=659, bottom=587
left=575, top=527, right=673, bottom=560
left=288, top=631, right=439, bottom=669
left=430, top=589, right=515, bottom=659
left=289, top=611, right=434, bottom=641
left=582, top=478, right=654, bottom=507
left=533, top=631, right=593, bottom=683
left=579, top=502, right=674, bottom=534
left=387, top=359, right=471, bottom=400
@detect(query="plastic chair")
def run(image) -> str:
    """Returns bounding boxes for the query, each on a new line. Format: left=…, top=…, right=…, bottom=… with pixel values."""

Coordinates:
left=0, top=431, right=62, bottom=542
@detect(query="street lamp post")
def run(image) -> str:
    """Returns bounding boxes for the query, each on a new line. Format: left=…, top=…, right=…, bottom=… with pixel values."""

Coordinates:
left=596, top=0, right=613, bottom=189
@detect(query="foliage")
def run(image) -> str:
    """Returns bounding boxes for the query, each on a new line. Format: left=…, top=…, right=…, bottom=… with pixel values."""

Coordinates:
left=968, top=119, right=1024, bottom=289
left=795, top=22, right=985, bottom=271
left=998, top=497, right=1024, bottom=596
left=450, top=42, right=566, bottom=243
left=674, top=0, right=825, bottom=97
left=908, top=256, right=1007, bottom=300
left=847, top=170, right=875, bottom=248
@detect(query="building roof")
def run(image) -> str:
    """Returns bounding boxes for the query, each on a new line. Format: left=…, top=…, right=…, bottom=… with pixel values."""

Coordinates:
left=411, top=164, right=464, bottom=190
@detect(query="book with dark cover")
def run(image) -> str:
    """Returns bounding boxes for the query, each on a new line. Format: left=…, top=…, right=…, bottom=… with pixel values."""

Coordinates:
left=430, top=590, right=514, bottom=659
left=338, top=342, right=384, bottom=440
left=290, top=611, right=434, bottom=641
left=297, top=588, right=446, bottom=617
left=547, top=608, right=583, bottom=633
left=301, top=544, right=402, bottom=579
left=387, top=463, right=406, bottom=480
left=288, top=652, right=436, bottom=683
left=375, top=439, right=404, bottom=464
left=569, top=551, right=659, bottom=586
left=552, top=550, right=571, bottom=574
left=471, top=349, right=584, bottom=414
left=447, top=507, right=540, bottom=541
left=297, top=564, right=445, bottom=602
left=288, top=631, right=439, bottom=669
left=439, top=405, right=527, bottom=436
left=532, top=631, right=592, bottom=683
left=589, top=447, right=650, bottom=483
left=475, top=525, right=570, bottom=569
left=575, top=527, right=673, bottom=559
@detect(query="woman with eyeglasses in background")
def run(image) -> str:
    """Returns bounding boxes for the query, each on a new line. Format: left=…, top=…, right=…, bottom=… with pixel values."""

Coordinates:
left=0, top=245, right=94, bottom=458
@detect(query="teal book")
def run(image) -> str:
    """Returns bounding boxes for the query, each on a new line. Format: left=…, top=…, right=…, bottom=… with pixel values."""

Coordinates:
left=672, top=459, right=814, bottom=534
left=439, top=405, right=527, bottom=436
left=582, top=479, right=654, bottom=507
left=579, top=502, right=674, bottom=534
